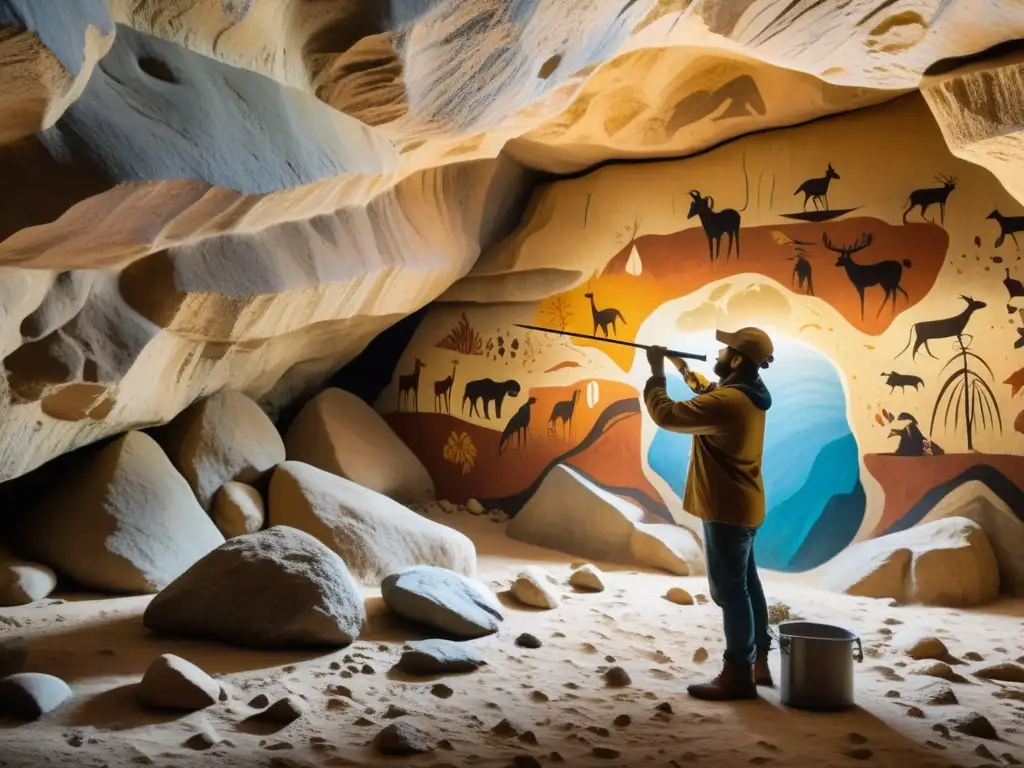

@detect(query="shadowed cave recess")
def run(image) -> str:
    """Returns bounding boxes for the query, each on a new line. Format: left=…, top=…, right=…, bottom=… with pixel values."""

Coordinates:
left=2, top=2, right=1024, bottom=767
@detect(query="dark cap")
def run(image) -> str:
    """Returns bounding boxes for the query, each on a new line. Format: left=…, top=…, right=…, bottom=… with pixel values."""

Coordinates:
left=716, top=327, right=775, bottom=368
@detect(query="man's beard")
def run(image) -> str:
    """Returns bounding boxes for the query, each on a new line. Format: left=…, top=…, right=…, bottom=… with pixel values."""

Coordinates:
left=713, top=358, right=733, bottom=380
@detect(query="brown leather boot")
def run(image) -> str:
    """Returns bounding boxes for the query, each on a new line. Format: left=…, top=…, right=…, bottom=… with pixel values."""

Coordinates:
left=687, top=660, right=758, bottom=701
left=753, top=648, right=774, bottom=687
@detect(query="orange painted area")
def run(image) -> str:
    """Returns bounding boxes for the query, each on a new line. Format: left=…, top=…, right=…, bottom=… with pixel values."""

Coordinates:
left=534, top=218, right=948, bottom=370
left=864, top=452, right=1024, bottom=535
left=386, top=379, right=664, bottom=511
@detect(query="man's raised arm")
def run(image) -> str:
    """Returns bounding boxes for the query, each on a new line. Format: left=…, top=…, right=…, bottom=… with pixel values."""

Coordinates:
left=643, top=374, right=725, bottom=435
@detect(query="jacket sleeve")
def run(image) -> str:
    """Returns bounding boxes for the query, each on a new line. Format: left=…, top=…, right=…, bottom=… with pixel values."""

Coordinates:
left=643, top=375, right=726, bottom=435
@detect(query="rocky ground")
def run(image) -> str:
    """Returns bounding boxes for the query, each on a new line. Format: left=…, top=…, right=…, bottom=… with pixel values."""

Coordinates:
left=1, top=509, right=1022, bottom=768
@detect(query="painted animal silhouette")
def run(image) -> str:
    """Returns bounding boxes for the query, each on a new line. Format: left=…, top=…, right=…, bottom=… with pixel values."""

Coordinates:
left=584, top=292, right=626, bottom=337
left=397, top=358, right=425, bottom=412
left=823, top=233, right=910, bottom=320
left=789, top=250, right=814, bottom=295
left=881, top=371, right=924, bottom=393
left=903, top=175, right=956, bottom=224
left=895, top=295, right=987, bottom=360
left=548, top=389, right=580, bottom=441
left=687, top=190, right=741, bottom=263
left=795, top=163, right=840, bottom=211
left=987, top=209, right=1024, bottom=249
left=499, top=397, right=536, bottom=455
left=462, top=378, right=520, bottom=419
left=1004, top=268, right=1024, bottom=314
left=433, top=360, right=458, bottom=414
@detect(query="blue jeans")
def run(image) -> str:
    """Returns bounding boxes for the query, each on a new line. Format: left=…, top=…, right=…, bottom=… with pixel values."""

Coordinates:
left=703, top=521, right=771, bottom=665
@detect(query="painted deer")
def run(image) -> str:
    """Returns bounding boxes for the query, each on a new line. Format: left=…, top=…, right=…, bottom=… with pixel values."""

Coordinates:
left=987, top=209, right=1024, bottom=249
left=584, top=292, right=626, bottom=338
left=548, top=389, right=580, bottom=441
left=823, top=232, right=910, bottom=320
left=687, top=190, right=741, bottom=263
left=896, top=295, right=986, bottom=360
left=794, top=162, right=840, bottom=211
left=433, top=360, right=458, bottom=414
left=398, top=358, right=426, bottom=412
left=903, top=175, right=956, bottom=224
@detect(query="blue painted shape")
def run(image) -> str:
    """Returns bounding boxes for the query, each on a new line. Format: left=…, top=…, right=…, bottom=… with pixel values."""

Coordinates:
left=646, top=335, right=864, bottom=572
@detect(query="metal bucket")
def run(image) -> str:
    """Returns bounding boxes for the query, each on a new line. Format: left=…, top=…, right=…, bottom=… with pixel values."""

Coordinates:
left=777, top=621, right=863, bottom=712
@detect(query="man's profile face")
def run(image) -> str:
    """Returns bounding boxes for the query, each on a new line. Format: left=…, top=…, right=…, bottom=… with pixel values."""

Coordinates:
left=713, top=346, right=738, bottom=379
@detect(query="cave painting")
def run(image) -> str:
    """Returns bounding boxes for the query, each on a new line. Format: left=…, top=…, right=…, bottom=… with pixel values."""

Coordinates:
left=379, top=99, right=1024, bottom=576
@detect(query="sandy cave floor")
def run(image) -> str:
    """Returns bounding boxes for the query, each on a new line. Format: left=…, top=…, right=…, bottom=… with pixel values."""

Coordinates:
left=1, top=511, right=1023, bottom=768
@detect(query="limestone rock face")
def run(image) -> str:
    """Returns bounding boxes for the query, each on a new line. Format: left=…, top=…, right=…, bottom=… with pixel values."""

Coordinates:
left=268, top=461, right=475, bottom=584
left=144, top=525, right=365, bottom=648
left=157, top=390, right=284, bottom=511
left=819, top=517, right=1000, bottom=607
left=507, top=465, right=704, bottom=575
left=16, top=431, right=224, bottom=594
left=284, top=388, right=433, bottom=504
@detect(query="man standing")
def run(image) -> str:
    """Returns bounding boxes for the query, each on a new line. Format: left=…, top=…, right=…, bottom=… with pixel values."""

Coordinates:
left=643, top=327, right=775, bottom=701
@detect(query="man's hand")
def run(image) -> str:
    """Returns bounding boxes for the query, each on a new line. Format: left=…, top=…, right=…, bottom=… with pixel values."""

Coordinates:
left=668, top=356, right=688, bottom=373
left=646, top=345, right=667, bottom=377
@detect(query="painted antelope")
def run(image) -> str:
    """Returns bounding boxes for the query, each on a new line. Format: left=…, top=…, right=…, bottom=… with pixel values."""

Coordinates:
left=895, top=295, right=986, bottom=360
left=794, top=162, right=840, bottom=211
left=903, top=175, right=956, bottom=224
left=687, top=189, right=741, bottom=263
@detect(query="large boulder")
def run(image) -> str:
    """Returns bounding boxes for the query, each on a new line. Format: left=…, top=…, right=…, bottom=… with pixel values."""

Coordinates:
left=0, top=548, right=57, bottom=606
left=914, top=480, right=1024, bottom=597
left=819, top=517, right=1000, bottom=607
left=284, top=388, right=434, bottom=503
left=144, top=526, right=364, bottom=648
left=507, top=465, right=704, bottom=574
left=0, top=673, right=73, bottom=720
left=156, top=390, right=285, bottom=511
left=268, top=461, right=475, bottom=584
left=381, top=565, right=502, bottom=638
left=17, top=432, right=224, bottom=593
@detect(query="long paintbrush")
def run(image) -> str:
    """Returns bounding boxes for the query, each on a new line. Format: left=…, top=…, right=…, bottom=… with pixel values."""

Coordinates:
left=513, top=323, right=707, bottom=361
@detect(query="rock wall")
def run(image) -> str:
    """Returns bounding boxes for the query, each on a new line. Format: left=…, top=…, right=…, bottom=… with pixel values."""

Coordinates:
left=379, top=93, right=1024, bottom=575
left=3, top=0, right=1024, bottom=490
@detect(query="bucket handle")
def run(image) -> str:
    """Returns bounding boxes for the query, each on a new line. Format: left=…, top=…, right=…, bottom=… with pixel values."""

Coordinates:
left=770, top=627, right=864, bottom=662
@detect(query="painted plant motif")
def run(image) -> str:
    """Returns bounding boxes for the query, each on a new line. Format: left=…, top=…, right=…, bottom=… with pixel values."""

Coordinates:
left=443, top=431, right=477, bottom=475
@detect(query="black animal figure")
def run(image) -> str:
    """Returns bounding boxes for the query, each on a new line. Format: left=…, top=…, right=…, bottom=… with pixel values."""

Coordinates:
left=881, top=371, right=924, bottom=393
left=1016, top=324, right=1024, bottom=350
left=499, top=397, right=536, bottom=454
left=687, top=189, right=741, bottom=263
left=789, top=250, right=814, bottom=295
left=888, top=413, right=944, bottom=456
left=397, top=358, right=426, bottom=412
left=1004, top=268, right=1024, bottom=314
left=462, top=378, right=521, bottom=419
left=823, top=233, right=910, bottom=320
left=903, top=175, right=956, bottom=224
left=896, top=295, right=987, bottom=360
left=433, top=360, right=458, bottom=414
left=987, top=209, right=1024, bottom=249
left=584, top=292, right=626, bottom=337
left=548, top=389, right=580, bottom=441
left=794, top=163, right=840, bottom=211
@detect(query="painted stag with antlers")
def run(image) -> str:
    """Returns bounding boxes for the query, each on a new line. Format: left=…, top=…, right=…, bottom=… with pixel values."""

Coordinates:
left=823, top=232, right=911, bottom=320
